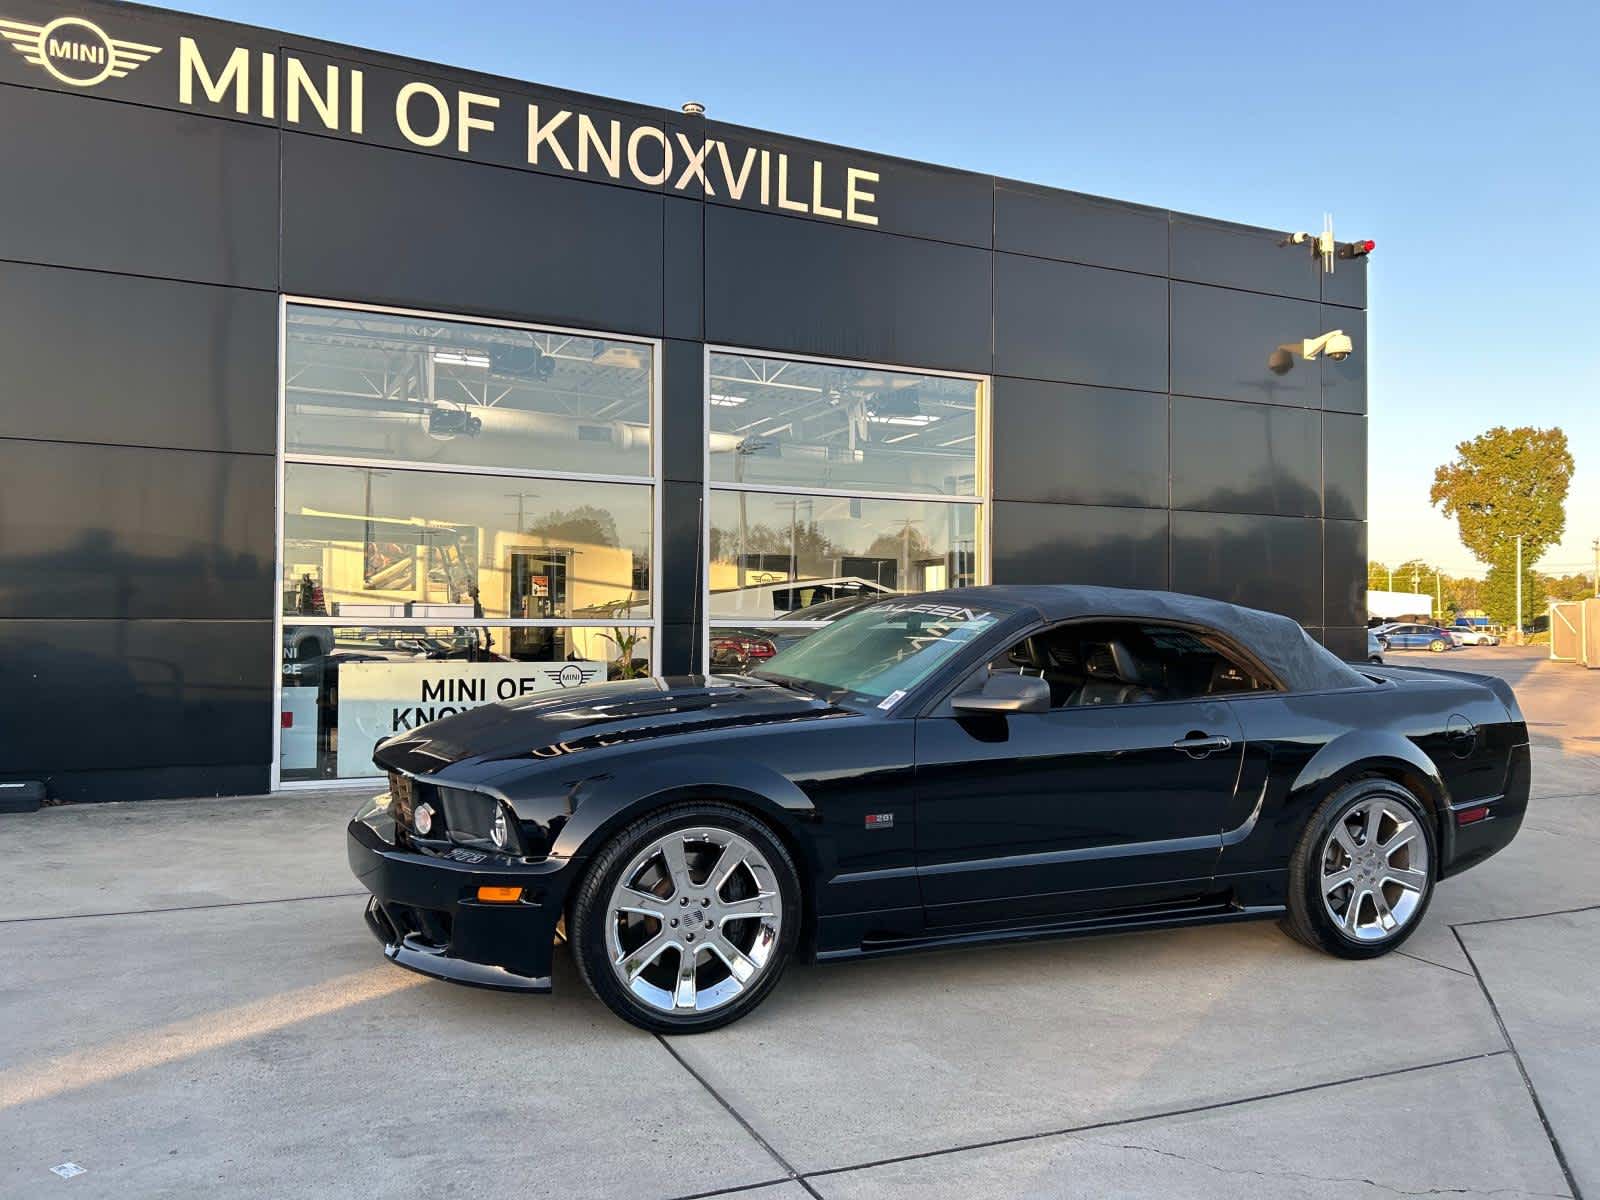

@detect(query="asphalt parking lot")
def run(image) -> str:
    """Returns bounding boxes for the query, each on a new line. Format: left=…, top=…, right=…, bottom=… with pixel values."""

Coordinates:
left=3, top=645, right=1596, bottom=1199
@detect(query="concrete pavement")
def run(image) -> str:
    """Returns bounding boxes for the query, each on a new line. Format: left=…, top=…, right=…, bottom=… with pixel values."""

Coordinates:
left=1, top=645, right=1594, bottom=1199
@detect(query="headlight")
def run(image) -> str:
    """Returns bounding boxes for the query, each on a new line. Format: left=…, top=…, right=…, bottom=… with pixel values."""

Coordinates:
left=414, top=802, right=436, bottom=836
left=436, top=787, right=522, bottom=855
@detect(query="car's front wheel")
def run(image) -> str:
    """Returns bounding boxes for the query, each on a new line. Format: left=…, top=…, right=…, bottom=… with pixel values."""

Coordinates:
left=1283, top=779, right=1436, bottom=958
left=571, top=802, right=800, bottom=1033
left=1429, top=638, right=1448, bottom=652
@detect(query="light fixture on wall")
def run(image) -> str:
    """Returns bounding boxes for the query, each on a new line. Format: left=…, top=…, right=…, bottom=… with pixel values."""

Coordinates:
left=1269, top=330, right=1353, bottom=375
left=1286, top=214, right=1375, bottom=274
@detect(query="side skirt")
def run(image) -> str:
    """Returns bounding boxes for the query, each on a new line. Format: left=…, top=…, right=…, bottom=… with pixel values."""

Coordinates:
left=815, top=900, right=1285, bottom=963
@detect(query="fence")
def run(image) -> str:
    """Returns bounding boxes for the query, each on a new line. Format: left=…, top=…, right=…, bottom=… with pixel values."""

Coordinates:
left=1549, top=598, right=1600, bottom=668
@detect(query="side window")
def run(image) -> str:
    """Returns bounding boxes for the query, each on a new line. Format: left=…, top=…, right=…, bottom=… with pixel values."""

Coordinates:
left=974, top=620, right=1275, bottom=709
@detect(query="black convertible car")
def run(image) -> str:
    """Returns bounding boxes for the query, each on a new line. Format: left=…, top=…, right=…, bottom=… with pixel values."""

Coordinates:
left=348, top=585, right=1530, bottom=1032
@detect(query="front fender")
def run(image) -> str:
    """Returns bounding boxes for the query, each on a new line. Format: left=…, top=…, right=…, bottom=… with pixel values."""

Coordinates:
left=546, top=751, right=818, bottom=863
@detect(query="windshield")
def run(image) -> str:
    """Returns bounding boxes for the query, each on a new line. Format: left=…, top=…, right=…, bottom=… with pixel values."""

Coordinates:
left=753, top=599, right=1006, bottom=704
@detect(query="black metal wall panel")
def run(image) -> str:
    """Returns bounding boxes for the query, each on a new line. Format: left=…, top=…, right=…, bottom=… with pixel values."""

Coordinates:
left=1324, top=519, right=1368, bottom=628
left=1170, top=396, right=1321, bottom=517
left=281, top=134, right=665, bottom=335
left=0, top=439, right=275, bottom=622
left=994, top=182, right=1169, bottom=276
left=1171, top=511, right=1321, bottom=624
left=994, top=254, right=1168, bottom=391
left=1322, top=258, right=1368, bottom=310
left=992, top=502, right=1170, bottom=591
left=659, top=480, right=703, bottom=628
left=1324, top=411, right=1368, bottom=521
left=0, top=619, right=273, bottom=774
left=1170, top=282, right=1324, bottom=408
left=663, top=197, right=705, bottom=342
left=1322, top=627, right=1369, bottom=664
left=992, top=379, right=1168, bottom=509
left=661, top=339, right=706, bottom=484
left=0, top=83, right=278, bottom=290
left=704, top=206, right=992, bottom=373
left=1171, top=215, right=1320, bottom=301
left=0, top=262, right=278, bottom=456
left=1320, top=306, right=1368, bottom=414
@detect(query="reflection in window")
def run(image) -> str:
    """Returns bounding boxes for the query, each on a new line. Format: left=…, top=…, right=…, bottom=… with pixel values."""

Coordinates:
left=285, top=306, right=653, bottom=478
left=707, top=491, right=980, bottom=619
left=282, top=464, right=652, bottom=620
left=708, top=353, right=982, bottom=497
left=280, top=623, right=652, bottom=781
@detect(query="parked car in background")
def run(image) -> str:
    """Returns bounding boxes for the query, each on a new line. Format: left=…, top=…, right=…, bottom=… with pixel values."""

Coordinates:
left=1376, top=623, right=1458, bottom=652
left=709, top=593, right=881, bottom=673
left=1450, top=624, right=1501, bottom=647
left=1367, top=630, right=1386, bottom=664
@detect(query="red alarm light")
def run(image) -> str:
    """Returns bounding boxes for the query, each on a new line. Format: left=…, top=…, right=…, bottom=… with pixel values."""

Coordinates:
left=1350, top=239, right=1376, bottom=257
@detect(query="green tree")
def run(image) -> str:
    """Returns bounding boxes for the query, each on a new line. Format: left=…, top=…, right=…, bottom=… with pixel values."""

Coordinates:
left=1482, top=564, right=1546, bottom=626
left=1543, top=572, right=1596, bottom=602
left=1430, top=427, right=1574, bottom=625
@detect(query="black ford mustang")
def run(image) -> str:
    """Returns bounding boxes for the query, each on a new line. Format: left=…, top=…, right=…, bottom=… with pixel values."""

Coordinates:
left=348, top=585, right=1530, bottom=1032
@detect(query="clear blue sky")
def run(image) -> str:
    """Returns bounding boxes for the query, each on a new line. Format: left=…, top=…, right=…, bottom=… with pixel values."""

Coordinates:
left=168, top=0, right=1600, bottom=579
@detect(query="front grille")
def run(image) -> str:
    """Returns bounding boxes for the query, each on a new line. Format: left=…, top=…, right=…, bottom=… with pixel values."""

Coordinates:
left=387, top=771, right=416, bottom=827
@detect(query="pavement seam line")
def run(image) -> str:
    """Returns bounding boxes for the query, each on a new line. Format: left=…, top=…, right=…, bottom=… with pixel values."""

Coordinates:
left=1451, top=926, right=1584, bottom=1200
left=800, top=1050, right=1511, bottom=1182
left=0, top=892, right=368, bottom=925
left=655, top=1033, right=824, bottom=1200
left=1395, top=948, right=1477, bottom=978
left=1449, top=902, right=1600, bottom=930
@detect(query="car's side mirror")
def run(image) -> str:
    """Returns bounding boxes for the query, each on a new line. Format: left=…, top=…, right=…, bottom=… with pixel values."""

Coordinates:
left=951, top=672, right=1051, bottom=715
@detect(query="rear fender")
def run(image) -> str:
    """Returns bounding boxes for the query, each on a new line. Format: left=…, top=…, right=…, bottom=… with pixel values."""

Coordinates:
left=1282, top=729, right=1450, bottom=856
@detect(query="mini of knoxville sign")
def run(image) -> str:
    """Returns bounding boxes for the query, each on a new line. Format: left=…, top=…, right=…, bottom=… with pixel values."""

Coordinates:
left=334, top=660, right=604, bottom=776
left=0, top=12, right=884, bottom=227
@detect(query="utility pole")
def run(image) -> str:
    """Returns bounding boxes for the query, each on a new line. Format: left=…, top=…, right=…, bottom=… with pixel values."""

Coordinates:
left=1515, top=534, right=1524, bottom=642
left=1592, top=538, right=1598, bottom=597
left=1386, top=565, right=1394, bottom=591
left=1435, top=570, right=1442, bottom=620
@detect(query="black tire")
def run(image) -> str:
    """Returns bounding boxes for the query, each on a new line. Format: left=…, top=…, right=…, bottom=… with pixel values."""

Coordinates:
left=1282, top=778, right=1437, bottom=959
left=570, top=801, right=801, bottom=1033
left=1429, top=638, right=1448, bottom=653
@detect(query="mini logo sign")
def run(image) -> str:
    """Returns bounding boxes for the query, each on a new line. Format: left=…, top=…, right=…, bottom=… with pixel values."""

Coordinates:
left=0, top=15, right=161, bottom=87
left=545, top=664, right=601, bottom=688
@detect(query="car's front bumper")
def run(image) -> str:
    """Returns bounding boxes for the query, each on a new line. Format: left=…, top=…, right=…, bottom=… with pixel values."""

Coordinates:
left=347, top=803, right=581, bottom=992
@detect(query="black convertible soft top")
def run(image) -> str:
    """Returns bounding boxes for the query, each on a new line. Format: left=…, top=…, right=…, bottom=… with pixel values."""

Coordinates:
left=923, top=584, right=1370, bottom=694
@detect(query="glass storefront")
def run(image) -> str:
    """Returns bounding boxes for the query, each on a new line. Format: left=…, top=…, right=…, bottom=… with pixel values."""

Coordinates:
left=278, top=301, right=657, bottom=783
left=706, top=349, right=988, bottom=653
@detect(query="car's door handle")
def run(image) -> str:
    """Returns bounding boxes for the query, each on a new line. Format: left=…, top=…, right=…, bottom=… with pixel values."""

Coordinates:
left=1173, top=733, right=1233, bottom=756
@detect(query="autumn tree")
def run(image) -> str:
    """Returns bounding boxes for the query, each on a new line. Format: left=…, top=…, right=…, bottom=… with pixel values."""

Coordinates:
left=1430, top=427, right=1574, bottom=625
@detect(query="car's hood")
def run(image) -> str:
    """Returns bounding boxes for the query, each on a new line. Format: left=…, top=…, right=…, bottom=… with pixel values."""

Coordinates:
left=371, top=674, right=851, bottom=778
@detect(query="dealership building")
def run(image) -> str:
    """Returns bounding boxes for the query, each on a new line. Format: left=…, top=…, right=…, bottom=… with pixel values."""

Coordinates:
left=0, top=0, right=1368, bottom=803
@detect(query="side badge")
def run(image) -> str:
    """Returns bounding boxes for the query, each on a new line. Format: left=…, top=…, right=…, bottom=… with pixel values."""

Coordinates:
left=864, top=812, right=895, bottom=830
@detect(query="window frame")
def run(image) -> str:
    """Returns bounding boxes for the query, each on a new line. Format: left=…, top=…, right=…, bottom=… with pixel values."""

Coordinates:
left=273, top=296, right=662, bottom=790
left=702, top=344, right=992, bottom=671
left=925, top=616, right=1287, bottom=716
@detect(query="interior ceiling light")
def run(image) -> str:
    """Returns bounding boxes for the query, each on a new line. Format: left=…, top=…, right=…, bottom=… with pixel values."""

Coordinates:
left=709, top=393, right=748, bottom=407
left=432, top=350, right=490, bottom=368
left=867, top=413, right=938, bottom=427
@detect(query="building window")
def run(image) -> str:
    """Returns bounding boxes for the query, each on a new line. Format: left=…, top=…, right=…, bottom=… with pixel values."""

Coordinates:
left=278, top=301, right=658, bottom=784
left=705, top=349, right=988, bottom=642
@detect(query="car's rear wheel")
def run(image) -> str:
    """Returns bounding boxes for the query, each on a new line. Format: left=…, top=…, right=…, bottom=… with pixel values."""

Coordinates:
left=571, top=802, right=800, bottom=1033
left=1429, top=638, right=1448, bottom=652
left=1283, top=779, right=1436, bottom=958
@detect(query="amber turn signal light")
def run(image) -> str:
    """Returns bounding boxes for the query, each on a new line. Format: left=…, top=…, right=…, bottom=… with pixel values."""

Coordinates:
left=476, top=886, right=524, bottom=903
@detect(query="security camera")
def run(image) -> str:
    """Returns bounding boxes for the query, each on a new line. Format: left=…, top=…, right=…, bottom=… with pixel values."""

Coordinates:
left=1308, top=330, right=1353, bottom=361
left=1269, top=330, right=1353, bottom=374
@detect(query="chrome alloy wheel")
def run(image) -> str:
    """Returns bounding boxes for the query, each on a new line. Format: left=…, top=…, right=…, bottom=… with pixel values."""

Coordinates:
left=1319, top=797, right=1431, bottom=942
left=604, top=827, right=783, bottom=1015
